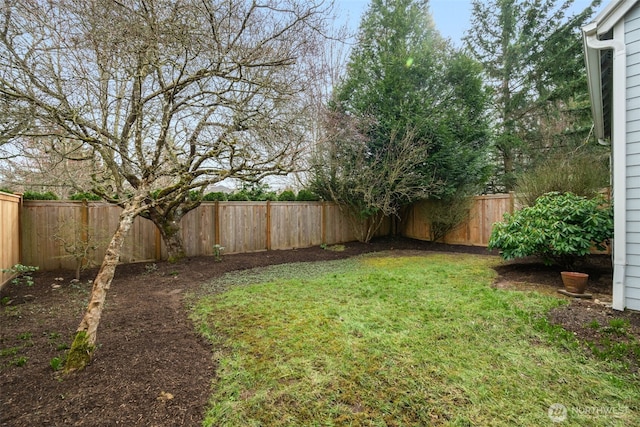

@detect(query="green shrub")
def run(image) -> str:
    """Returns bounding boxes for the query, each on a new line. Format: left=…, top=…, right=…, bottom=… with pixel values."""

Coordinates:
left=488, top=192, right=613, bottom=269
left=23, top=191, right=58, bottom=200
left=277, top=190, right=296, bottom=201
left=296, top=189, right=320, bottom=201
left=262, top=192, right=278, bottom=201
left=1, top=264, right=39, bottom=286
left=203, top=192, right=228, bottom=201
left=227, top=192, right=250, bottom=201
left=69, top=192, right=101, bottom=201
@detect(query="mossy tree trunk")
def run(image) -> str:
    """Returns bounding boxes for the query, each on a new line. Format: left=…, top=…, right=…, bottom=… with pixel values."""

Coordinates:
left=65, top=195, right=146, bottom=372
left=145, top=202, right=201, bottom=263
left=150, top=211, right=187, bottom=262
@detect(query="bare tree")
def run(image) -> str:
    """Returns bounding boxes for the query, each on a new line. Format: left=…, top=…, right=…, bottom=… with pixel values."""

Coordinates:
left=310, top=110, right=441, bottom=243
left=0, top=0, right=331, bottom=370
left=0, top=136, right=99, bottom=195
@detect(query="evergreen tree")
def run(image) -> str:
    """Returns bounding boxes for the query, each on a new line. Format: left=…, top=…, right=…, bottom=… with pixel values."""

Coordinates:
left=465, top=0, right=602, bottom=192
left=337, top=0, right=490, bottom=197
left=311, top=0, right=492, bottom=241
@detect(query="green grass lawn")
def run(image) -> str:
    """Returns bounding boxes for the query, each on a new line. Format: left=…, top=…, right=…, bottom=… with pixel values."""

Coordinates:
left=190, top=253, right=640, bottom=426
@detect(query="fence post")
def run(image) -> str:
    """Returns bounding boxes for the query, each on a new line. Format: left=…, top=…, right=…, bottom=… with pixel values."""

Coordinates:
left=81, top=199, right=89, bottom=242
left=81, top=199, right=89, bottom=266
left=214, top=200, right=220, bottom=246
left=18, top=193, right=23, bottom=265
left=266, top=200, right=272, bottom=250
left=321, top=202, right=327, bottom=244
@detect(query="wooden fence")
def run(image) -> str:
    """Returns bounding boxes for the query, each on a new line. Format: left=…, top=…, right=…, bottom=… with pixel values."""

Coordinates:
left=19, top=201, right=387, bottom=271
left=403, top=194, right=514, bottom=246
left=1, top=192, right=22, bottom=287
left=18, top=195, right=514, bottom=272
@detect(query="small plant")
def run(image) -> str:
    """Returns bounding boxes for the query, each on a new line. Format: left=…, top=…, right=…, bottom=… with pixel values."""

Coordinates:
left=45, top=332, right=69, bottom=351
left=50, top=356, right=63, bottom=371
left=17, top=332, right=32, bottom=340
left=144, top=263, right=158, bottom=275
left=586, top=333, right=640, bottom=366
left=10, top=356, right=27, bottom=367
left=213, top=244, right=225, bottom=262
left=1, top=264, right=39, bottom=287
left=603, top=319, right=630, bottom=337
left=0, top=347, right=19, bottom=357
left=51, top=218, right=103, bottom=280
left=488, top=192, right=613, bottom=269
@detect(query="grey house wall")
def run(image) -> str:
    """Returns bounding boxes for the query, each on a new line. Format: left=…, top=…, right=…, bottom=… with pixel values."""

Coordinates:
left=625, top=4, right=640, bottom=310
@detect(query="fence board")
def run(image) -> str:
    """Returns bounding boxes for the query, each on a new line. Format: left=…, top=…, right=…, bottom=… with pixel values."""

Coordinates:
left=1, top=192, right=22, bottom=287
left=269, top=202, right=324, bottom=250
left=218, top=202, right=268, bottom=254
left=180, top=203, right=216, bottom=257
left=323, top=203, right=357, bottom=244
left=21, top=201, right=83, bottom=271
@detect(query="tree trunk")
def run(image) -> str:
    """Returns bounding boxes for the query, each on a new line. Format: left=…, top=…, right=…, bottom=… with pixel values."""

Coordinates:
left=147, top=208, right=187, bottom=262
left=156, top=219, right=186, bottom=262
left=64, top=195, right=146, bottom=372
left=503, top=151, right=515, bottom=192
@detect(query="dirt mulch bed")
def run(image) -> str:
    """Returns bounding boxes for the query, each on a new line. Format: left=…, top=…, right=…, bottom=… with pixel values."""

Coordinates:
left=0, top=236, right=636, bottom=426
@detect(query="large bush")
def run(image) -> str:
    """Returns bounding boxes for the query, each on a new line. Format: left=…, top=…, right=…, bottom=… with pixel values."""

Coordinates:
left=515, top=149, right=609, bottom=207
left=488, top=192, right=613, bottom=269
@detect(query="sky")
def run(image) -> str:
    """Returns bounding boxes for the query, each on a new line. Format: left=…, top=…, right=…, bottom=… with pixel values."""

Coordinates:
left=336, top=0, right=606, bottom=47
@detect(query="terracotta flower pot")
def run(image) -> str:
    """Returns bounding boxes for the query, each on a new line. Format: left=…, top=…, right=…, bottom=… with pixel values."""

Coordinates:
left=560, top=271, right=589, bottom=294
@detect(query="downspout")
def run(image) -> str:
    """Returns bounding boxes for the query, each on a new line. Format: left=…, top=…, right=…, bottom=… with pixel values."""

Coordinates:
left=584, top=22, right=626, bottom=311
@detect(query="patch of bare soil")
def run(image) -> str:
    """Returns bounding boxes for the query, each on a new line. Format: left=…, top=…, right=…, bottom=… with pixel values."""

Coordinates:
left=0, top=236, right=635, bottom=426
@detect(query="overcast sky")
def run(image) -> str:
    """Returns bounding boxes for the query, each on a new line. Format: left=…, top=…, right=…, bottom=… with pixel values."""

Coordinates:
left=336, top=0, right=606, bottom=46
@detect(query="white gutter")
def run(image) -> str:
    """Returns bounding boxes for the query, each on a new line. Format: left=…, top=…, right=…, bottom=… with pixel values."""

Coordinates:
left=584, top=20, right=627, bottom=311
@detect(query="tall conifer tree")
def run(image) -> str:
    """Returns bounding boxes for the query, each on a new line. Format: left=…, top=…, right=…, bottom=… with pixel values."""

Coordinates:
left=311, top=0, right=492, bottom=241
left=464, top=0, right=601, bottom=191
left=337, top=0, right=490, bottom=196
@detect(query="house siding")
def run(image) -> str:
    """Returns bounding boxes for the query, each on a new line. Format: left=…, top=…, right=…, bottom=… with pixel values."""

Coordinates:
left=626, top=5, right=640, bottom=310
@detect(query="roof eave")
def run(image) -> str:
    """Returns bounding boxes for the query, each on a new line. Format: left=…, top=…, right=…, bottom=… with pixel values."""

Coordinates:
left=582, top=0, right=637, bottom=143
left=593, top=0, right=636, bottom=35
